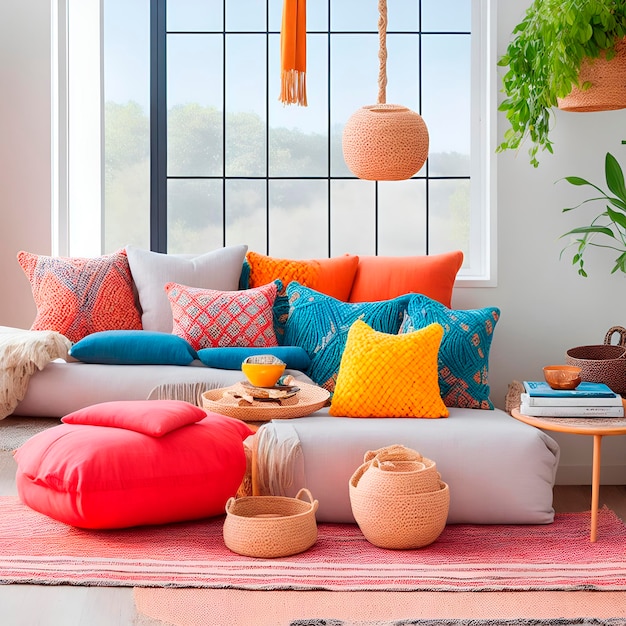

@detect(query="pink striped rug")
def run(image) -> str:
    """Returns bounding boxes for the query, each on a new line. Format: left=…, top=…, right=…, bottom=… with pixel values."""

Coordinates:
left=0, top=496, right=625, bottom=590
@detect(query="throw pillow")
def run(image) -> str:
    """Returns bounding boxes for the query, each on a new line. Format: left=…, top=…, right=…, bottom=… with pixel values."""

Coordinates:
left=348, top=250, right=464, bottom=306
left=17, top=249, right=142, bottom=343
left=69, top=330, right=197, bottom=365
left=283, top=282, right=410, bottom=393
left=196, top=346, right=311, bottom=371
left=246, top=250, right=359, bottom=300
left=400, top=294, right=500, bottom=409
left=126, top=244, right=248, bottom=333
left=330, top=320, right=448, bottom=418
left=61, top=399, right=207, bottom=437
left=165, top=281, right=280, bottom=351
left=15, top=411, right=254, bottom=529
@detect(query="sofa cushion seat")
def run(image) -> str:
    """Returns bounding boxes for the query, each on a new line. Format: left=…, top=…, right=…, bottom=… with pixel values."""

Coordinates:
left=14, top=406, right=254, bottom=529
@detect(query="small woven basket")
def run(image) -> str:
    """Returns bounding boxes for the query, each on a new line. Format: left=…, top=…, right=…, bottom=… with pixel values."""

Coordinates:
left=223, top=488, right=318, bottom=558
left=566, top=326, right=626, bottom=394
left=349, top=445, right=449, bottom=549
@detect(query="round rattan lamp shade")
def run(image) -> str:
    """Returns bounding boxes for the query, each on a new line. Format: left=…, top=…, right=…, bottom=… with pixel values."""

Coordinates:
left=342, top=104, right=429, bottom=181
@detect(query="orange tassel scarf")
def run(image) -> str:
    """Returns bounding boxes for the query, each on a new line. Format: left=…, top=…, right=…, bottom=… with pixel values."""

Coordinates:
left=280, top=0, right=307, bottom=106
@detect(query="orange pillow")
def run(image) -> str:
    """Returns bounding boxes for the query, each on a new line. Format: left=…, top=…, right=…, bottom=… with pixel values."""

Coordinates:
left=348, top=250, right=463, bottom=307
left=246, top=251, right=359, bottom=300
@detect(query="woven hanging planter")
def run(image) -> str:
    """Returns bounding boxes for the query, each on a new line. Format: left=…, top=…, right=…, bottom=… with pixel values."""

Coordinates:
left=558, top=38, right=626, bottom=112
left=342, top=0, right=429, bottom=181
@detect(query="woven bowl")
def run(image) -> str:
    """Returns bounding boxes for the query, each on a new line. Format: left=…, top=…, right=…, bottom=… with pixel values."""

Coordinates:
left=223, top=488, right=318, bottom=558
left=351, top=459, right=441, bottom=496
left=349, top=481, right=450, bottom=549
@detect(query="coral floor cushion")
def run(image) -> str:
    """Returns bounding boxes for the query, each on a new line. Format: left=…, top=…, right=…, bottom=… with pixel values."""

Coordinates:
left=13, top=408, right=253, bottom=529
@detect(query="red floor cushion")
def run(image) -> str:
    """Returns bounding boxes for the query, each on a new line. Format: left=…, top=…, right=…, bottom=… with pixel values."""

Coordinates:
left=13, top=402, right=253, bottom=529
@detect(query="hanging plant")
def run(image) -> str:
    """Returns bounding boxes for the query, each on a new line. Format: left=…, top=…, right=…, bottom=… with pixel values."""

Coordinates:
left=497, top=0, right=626, bottom=167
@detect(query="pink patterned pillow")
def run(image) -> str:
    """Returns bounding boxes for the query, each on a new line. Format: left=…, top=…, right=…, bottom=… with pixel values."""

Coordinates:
left=17, top=250, right=142, bottom=343
left=165, top=281, right=279, bottom=350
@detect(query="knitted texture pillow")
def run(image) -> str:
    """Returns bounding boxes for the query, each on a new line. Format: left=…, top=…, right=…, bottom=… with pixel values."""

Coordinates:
left=17, top=249, right=142, bottom=343
left=400, top=294, right=500, bottom=409
left=246, top=251, right=359, bottom=300
left=283, top=282, right=410, bottom=393
left=330, top=320, right=449, bottom=418
left=348, top=250, right=463, bottom=307
left=165, top=281, right=280, bottom=351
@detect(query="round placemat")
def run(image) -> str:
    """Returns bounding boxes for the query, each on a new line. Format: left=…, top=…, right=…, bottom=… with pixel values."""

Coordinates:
left=201, top=381, right=330, bottom=422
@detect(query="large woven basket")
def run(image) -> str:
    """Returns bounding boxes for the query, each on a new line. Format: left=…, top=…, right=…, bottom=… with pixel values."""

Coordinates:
left=349, top=445, right=449, bottom=549
left=558, top=38, right=626, bottom=112
left=223, top=488, right=318, bottom=558
left=566, top=326, right=626, bottom=395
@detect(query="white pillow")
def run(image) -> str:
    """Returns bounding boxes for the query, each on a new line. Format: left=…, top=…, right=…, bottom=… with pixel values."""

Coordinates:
left=126, top=244, right=248, bottom=333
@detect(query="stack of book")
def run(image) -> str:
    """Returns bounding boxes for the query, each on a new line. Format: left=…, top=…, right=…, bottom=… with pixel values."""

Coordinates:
left=520, top=381, right=625, bottom=417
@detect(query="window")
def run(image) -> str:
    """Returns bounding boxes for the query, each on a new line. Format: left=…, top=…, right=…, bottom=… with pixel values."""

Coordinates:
left=54, top=0, right=495, bottom=283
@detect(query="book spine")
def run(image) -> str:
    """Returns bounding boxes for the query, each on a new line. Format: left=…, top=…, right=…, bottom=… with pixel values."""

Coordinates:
left=520, top=393, right=622, bottom=407
left=519, top=403, right=625, bottom=418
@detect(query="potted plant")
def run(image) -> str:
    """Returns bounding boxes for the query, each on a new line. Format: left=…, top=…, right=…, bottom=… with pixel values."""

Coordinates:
left=497, top=0, right=626, bottom=167
left=559, top=150, right=626, bottom=276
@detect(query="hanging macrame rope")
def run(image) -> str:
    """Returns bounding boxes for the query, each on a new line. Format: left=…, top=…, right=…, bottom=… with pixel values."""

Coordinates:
left=377, top=0, right=388, bottom=105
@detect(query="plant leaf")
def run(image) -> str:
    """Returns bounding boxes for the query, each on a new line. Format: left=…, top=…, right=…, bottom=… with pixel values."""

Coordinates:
left=560, top=225, right=615, bottom=238
left=605, top=153, right=626, bottom=203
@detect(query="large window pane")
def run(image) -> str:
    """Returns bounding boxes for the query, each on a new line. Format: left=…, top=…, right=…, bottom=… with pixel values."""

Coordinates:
left=378, top=180, right=427, bottom=256
left=225, top=180, right=266, bottom=252
left=167, top=179, right=223, bottom=253
left=422, top=34, right=471, bottom=176
left=422, top=0, right=471, bottom=32
left=269, top=34, right=328, bottom=177
left=226, top=0, right=265, bottom=32
left=269, top=181, right=328, bottom=257
left=428, top=178, right=471, bottom=260
left=167, top=34, right=223, bottom=177
left=330, top=180, right=376, bottom=256
left=167, top=0, right=222, bottom=32
left=103, top=0, right=150, bottom=252
left=226, top=35, right=266, bottom=177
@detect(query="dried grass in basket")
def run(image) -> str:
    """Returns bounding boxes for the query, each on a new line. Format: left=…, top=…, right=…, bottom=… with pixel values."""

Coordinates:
left=223, top=488, right=318, bottom=558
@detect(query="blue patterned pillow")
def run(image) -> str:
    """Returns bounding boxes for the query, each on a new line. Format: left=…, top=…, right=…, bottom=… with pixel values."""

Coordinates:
left=284, top=282, right=411, bottom=393
left=400, top=295, right=500, bottom=409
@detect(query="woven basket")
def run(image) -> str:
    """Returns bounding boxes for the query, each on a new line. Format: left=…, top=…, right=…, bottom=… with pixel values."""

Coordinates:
left=558, top=38, right=626, bottom=112
left=566, top=326, right=626, bottom=394
left=353, top=445, right=441, bottom=496
left=223, top=488, right=318, bottom=558
left=349, top=445, right=449, bottom=549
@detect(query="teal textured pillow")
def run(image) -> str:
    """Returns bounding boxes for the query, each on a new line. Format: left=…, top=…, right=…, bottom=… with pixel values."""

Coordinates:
left=284, top=282, right=410, bottom=393
left=197, top=346, right=311, bottom=371
left=400, top=295, right=500, bottom=409
left=69, top=330, right=198, bottom=365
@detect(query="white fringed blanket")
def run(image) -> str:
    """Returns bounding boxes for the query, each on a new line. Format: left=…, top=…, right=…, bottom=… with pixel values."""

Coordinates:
left=0, top=326, right=71, bottom=420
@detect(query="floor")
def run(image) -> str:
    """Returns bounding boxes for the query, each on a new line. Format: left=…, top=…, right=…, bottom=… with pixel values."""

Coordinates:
left=0, top=449, right=625, bottom=626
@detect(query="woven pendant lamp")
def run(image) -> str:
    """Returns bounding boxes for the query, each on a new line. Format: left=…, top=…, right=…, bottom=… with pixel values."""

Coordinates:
left=342, top=0, right=429, bottom=181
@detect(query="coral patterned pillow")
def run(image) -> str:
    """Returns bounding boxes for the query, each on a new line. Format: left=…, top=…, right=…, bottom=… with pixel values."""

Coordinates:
left=165, top=281, right=280, bottom=351
left=400, top=294, right=500, bottom=409
left=17, top=250, right=142, bottom=343
left=330, top=320, right=448, bottom=418
left=246, top=251, right=359, bottom=300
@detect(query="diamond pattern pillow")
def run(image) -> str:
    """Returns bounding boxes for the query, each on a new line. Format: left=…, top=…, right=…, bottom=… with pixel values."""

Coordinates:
left=283, top=282, right=410, bottom=393
left=400, top=294, right=500, bottom=409
left=17, top=250, right=142, bottom=343
left=165, top=281, right=280, bottom=351
left=330, top=320, right=448, bottom=418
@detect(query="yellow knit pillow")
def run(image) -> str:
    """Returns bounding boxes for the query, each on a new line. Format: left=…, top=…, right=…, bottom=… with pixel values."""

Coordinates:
left=329, top=320, right=449, bottom=418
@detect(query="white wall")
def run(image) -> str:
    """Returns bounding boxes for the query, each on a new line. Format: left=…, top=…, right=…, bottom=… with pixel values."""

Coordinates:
left=0, top=0, right=624, bottom=483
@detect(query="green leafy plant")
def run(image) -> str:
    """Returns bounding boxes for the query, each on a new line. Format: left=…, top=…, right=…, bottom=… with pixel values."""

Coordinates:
left=559, top=152, right=626, bottom=276
left=498, top=0, right=626, bottom=167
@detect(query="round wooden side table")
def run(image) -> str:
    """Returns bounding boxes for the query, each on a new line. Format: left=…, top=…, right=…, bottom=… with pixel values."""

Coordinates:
left=510, top=407, right=626, bottom=542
